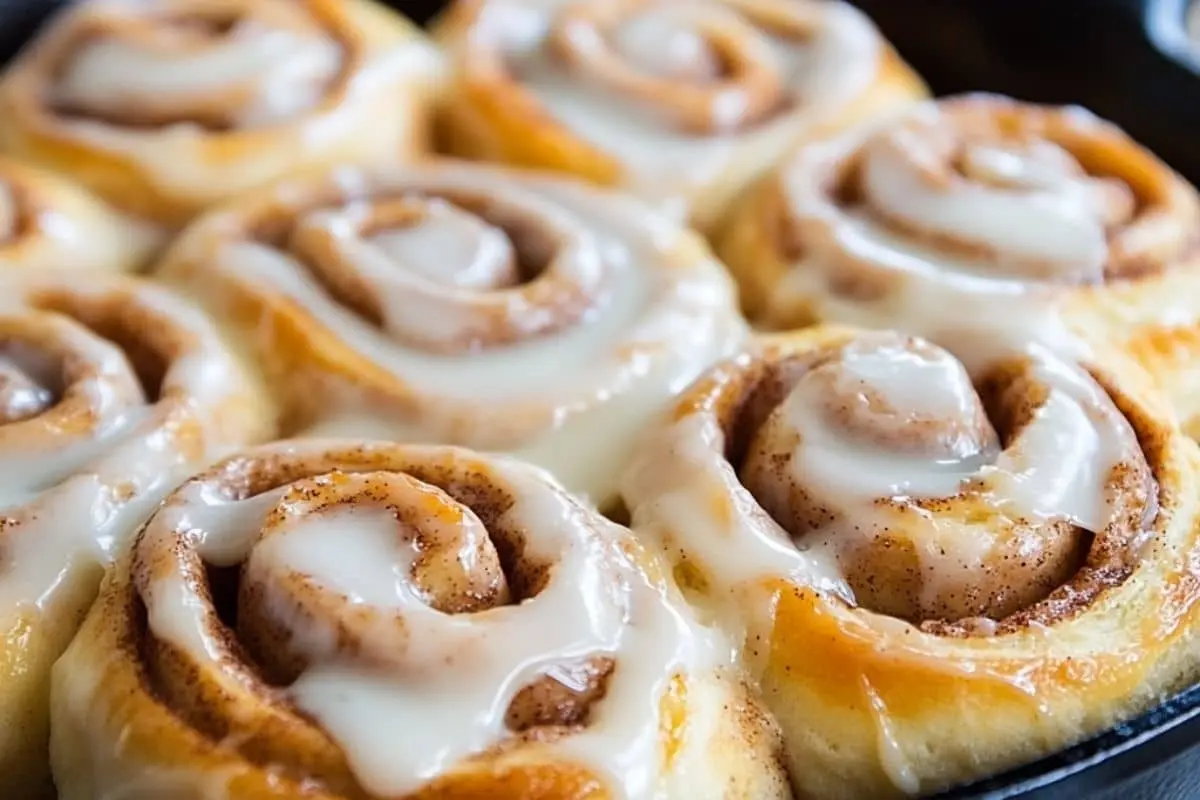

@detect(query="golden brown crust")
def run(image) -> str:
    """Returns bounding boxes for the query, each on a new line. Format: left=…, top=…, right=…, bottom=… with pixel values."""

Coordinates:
left=0, top=0, right=441, bottom=228
left=50, top=440, right=790, bottom=800
left=434, top=0, right=927, bottom=233
left=621, top=324, right=1200, bottom=797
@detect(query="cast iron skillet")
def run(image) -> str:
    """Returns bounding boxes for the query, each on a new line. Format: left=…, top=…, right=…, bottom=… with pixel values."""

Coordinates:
left=5, top=0, right=1200, bottom=797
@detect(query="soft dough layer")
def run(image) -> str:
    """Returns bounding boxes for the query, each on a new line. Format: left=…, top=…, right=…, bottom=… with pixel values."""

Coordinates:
left=621, top=323, right=1200, bottom=798
left=153, top=160, right=747, bottom=509
left=434, top=0, right=926, bottom=232
left=51, top=439, right=790, bottom=800
left=0, top=155, right=156, bottom=271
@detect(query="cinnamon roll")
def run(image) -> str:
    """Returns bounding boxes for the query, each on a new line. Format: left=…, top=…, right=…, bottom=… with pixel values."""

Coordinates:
left=434, top=0, right=926, bottom=233
left=154, top=161, right=746, bottom=508
left=0, top=155, right=155, bottom=272
left=0, top=0, right=442, bottom=229
left=621, top=325, right=1200, bottom=797
left=0, top=271, right=271, bottom=798
left=717, top=94, right=1200, bottom=428
left=51, top=439, right=790, bottom=800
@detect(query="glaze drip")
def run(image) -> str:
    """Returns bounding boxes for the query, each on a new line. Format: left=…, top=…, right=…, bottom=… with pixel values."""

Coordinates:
left=0, top=274, right=257, bottom=616
left=0, top=346, right=56, bottom=423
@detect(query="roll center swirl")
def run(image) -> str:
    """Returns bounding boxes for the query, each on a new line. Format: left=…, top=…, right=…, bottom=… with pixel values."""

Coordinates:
left=130, top=445, right=712, bottom=796
left=735, top=332, right=1155, bottom=629
left=264, top=184, right=609, bottom=354
left=238, top=470, right=513, bottom=683
left=0, top=312, right=147, bottom=502
left=0, top=343, right=58, bottom=424
left=50, top=1, right=346, bottom=129
left=547, top=0, right=788, bottom=133
left=796, top=98, right=1164, bottom=291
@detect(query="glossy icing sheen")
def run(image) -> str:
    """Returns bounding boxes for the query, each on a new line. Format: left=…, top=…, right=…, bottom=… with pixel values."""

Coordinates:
left=443, top=0, right=916, bottom=226
left=624, top=329, right=1152, bottom=616
left=0, top=271, right=266, bottom=796
left=620, top=326, right=1176, bottom=796
left=158, top=162, right=747, bottom=506
left=0, top=274, right=256, bottom=614
left=55, top=6, right=342, bottom=128
left=744, top=96, right=1200, bottom=351
left=96, top=441, right=731, bottom=797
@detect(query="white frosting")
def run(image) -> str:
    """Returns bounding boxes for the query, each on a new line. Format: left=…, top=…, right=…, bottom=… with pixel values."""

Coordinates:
left=766, top=101, right=1144, bottom=355
left=0, top=348, right=54, bottom=421
left=622, top=332, right=1143, bottom=630
left=12, top=0, right=444, bottom=211
left=0, top=323, right=145, bottom=508
left=612, top=7, right=722, bottom=80
left=354, top=199, right=519, bottom=290
left=164, top=164, right=746, bottom=506
left=55, top=18, right=342, bottom=128
left=0, top=275, right=251, bottom=618
left=624, top=409, right=851, bottom=603
left=858, top=131, right=1111, bottom=278
left=469, top=0, right=887, bottom=223
left=779, top=337, right=1138, bottom=532
left=860, top=677, right=920, bottom=795
left=140, top=441, right=725, bottom=797
left=288, top=186, right=608, bottom=351
left=775, top=340, right=997, bottom=502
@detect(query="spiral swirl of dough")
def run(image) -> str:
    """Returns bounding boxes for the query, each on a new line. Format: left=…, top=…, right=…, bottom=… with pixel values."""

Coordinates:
left=719, top=95, right=1200, bottom=345
left=619, top=325, right=1200, bottom=797
left=627, top=327, right=1157, bottom=632
left=156, top=161, right=746, bottom=506
left=0, top=270, right=268, bottom=797
left=49, top=440, right=789, bottom=800
left=436, top=0, right=925, bottom=231
left=0, top=0, right=442, bottom=227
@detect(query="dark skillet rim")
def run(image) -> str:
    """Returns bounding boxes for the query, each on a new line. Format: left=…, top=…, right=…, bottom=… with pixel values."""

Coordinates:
left=935, top=684, right=1200, bottom=798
